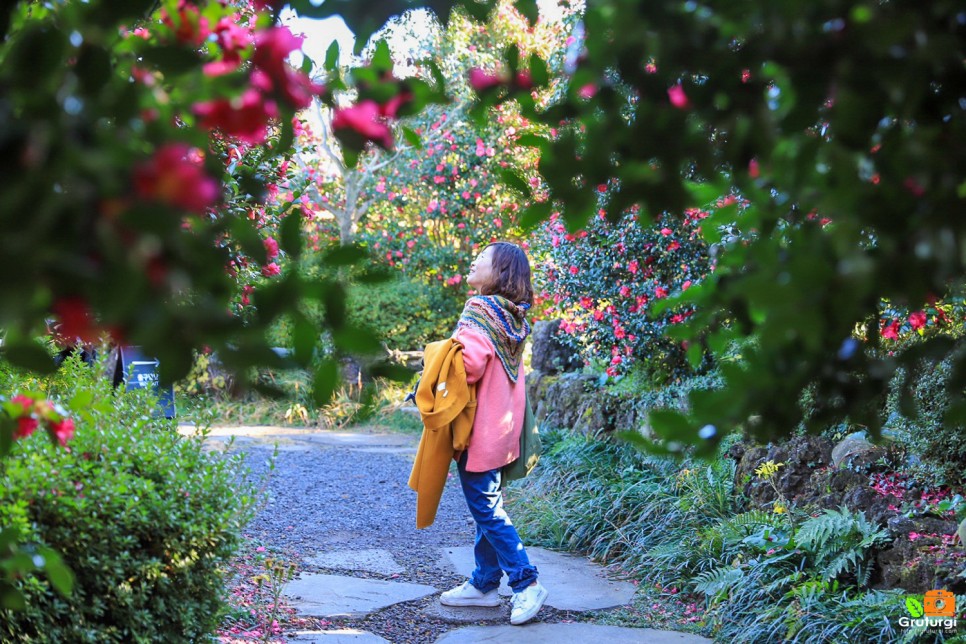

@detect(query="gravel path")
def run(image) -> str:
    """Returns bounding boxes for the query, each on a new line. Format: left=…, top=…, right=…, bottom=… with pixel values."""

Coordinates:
left=232, top=429, right=585, bottom=644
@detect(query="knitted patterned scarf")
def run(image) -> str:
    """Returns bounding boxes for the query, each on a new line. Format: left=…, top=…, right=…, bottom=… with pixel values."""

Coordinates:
left=454, top=295, right=531, bottom=382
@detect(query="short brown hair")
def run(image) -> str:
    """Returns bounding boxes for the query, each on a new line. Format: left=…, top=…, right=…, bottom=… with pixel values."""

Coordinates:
left=479, top=242, right=533, bottom=307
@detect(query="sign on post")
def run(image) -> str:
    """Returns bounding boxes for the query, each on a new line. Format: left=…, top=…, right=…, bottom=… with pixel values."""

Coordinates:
left=111, top=346, right=176, bottom=418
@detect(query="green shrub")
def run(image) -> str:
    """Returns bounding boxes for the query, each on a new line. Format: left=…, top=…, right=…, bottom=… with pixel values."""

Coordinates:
left=883, top=342, right=966, bottom=488
left=346, top=276, right=463, bottom=351
left=0, top=356, right=257, bottom=642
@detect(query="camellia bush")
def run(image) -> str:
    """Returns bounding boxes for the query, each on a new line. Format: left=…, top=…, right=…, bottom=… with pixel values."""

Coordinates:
left=538, top=204, right=714, bottom=379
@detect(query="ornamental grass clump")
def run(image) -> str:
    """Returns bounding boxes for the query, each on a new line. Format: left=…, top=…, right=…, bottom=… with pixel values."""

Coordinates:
left=0, top=356, right=258, bottom=643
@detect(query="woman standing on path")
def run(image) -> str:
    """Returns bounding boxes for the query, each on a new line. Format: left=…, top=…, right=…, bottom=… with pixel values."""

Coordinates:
left=438, top=241, right=550, bottom=626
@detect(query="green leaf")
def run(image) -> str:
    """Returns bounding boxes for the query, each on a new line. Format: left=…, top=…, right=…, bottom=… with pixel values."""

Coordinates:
left=332, top=326, right=383, bottom=355
left=70, top=389, right=94, bottom=411
left=3, top=341, right=56, bottom=374
left=279, top=212, right=302, bottom=260
left=515, top=134, right=546, bottom=148
left=520, top=201, right=552, bottom=230
left=402, top=127, right=422, bottom=149
left=139, top=45, right=200, bottom=76
left=292, top=317, right=317, bottom=367
left=322, top=244, right=367, bottom=266
left=324, top=40, right=341, bottom=72
left=648, top=409, right=694, bottom=441
left=499, top=168, right=531, bottom=199
left=514, top=0, right=539, bottom=25
left=38, top=547, right=74, bottom=596
left=371, top=39, right=392, bottom=72
left=528, top=52, right=548, bottom=86
left=230, top=217, right=268, bottom=265
left=312, top=358, right=339, bottom=406
left=0, top=584, right=25, bottom=611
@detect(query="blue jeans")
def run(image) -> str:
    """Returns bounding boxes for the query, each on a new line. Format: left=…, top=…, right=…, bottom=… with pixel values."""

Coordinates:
left=457, top=451, right=539, bottom=593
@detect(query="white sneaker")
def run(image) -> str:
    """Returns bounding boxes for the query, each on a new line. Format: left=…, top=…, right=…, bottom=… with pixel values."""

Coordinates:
left=439, top=581, right=501, bottom=607
left=510, top=581, right=549, bottom=625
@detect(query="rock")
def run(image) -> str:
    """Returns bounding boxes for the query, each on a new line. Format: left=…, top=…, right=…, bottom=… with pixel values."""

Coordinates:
left=283, top=574, right=437, bottom=618
left=831, top=433, right=886, bottom=469
left=733, top=436, right=834, bottom=510
left=304, top=549, right=405, bottom=576
left=534, top=373, right=598, bottom=430
left=421, top=602, right=507, bottom=625
left=529, top=320, right=581, bottom=374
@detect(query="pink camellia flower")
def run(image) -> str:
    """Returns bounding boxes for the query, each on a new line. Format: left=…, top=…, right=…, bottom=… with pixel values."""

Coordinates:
left=577, top=83, right=598, bottom=99
left=654, top=286, right=669, bottom=298
left=49, top=418, right=75, bottom=447
left=251, top=28, right=324, bottom=109
left=749, top=157, right=760, bottom=178
left=134, top=143, right=220, bottom=213
left=213, top=17, right=253, bottom=67
left=668, top=84, right=689, bottom=109
left=261, top=262, right=281, bottom=277
left=263, top=237, right=279, bottom=260
left=331, top=100, right=394, bottom=150
left=908, top=310, right=927, bottom=331
left=193, top=89, right=279, bottom=145
left=513, top=71, right=533, bottom=91
left=469, top=68, right=505, bottom=92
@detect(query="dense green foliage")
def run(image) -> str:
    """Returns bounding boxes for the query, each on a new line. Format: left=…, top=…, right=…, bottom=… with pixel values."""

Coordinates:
left=511, top=426, right=963, bottom=643
left=347, top=276, right=463, bottom=351
left=0, top=358, right=256, bottom=642
left=883, top=341, right=966, bottom=488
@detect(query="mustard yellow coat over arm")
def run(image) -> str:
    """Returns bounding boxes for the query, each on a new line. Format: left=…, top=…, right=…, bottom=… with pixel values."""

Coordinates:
left=407, top=338, right=477, bottom=529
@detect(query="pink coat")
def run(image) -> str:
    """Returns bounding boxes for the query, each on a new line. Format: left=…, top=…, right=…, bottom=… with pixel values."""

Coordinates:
left=453, top=327, right=526, bottom=473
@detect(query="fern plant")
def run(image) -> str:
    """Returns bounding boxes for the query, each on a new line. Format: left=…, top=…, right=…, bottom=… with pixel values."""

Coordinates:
left=794, top=506, right=892, bottom=586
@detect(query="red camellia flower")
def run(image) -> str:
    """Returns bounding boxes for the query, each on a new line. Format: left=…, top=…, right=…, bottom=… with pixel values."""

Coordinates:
left=261, top=262, right=281, bottom=277
left=10, top=394, right=37, bottom=440
left=161, top=1, right=210, bottom=46
left=908, top=310, right=927, bottom=330
left=49, top=418, right=75, bottom=447
left=194, top=89, right=279, bottom=145
left=14, top=416, right=38, bottom=440
left=880, top=320, right=900, bottom=340
left=331, top=100, right=394, bottom=150
left=52, top=297, right=101, bottom=343
left=134, top=143, right=220, bottom=213
left=668, top=84, right=689, bottom=109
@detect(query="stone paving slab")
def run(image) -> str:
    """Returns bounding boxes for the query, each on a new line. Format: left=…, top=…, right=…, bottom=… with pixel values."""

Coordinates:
left=421, top=601, right=508, bottom=624
left=283, top=573, right=437, bottom=617
left=441, top=546, right=636, bottom=611
left=434, top=623, right=713, bottom=643
left=304, top=549, right=404, bottom=576
left=287, top=630, right=391, bottom=643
